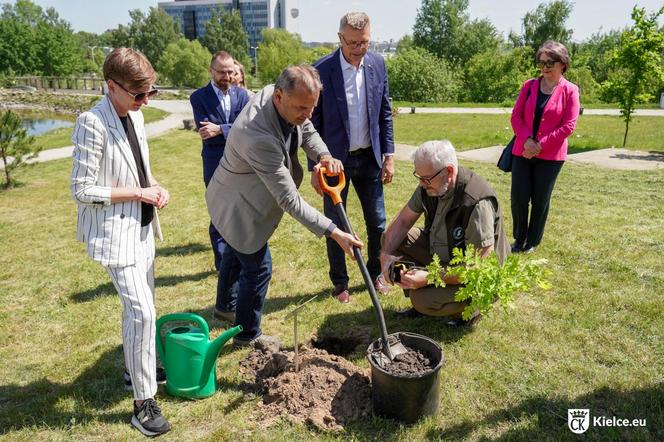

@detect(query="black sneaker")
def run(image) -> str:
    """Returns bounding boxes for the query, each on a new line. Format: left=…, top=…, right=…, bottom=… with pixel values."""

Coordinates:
left=131, top=398, right=171, bottom=437
left=394, top=307, right=424, bottom=319
left=124, top=368, right=166, bottom=391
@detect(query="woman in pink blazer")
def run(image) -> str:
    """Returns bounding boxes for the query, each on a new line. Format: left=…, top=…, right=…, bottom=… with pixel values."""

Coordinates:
left=510, top=40, right=580, bottom=253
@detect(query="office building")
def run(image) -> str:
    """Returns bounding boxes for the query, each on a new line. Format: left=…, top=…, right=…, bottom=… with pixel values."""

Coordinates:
left=158, top=0, right=299, bottom=49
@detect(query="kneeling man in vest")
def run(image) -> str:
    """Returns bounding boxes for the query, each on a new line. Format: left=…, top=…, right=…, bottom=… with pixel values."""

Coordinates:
left=380, top=140, right=510, bottom=324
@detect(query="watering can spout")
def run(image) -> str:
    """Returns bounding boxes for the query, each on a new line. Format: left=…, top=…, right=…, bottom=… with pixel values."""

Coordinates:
left=201, top=325, right=243, bottom=385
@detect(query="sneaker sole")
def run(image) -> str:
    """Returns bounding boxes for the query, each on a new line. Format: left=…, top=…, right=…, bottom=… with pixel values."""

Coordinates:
left=131, top=415, right=171, bottom=437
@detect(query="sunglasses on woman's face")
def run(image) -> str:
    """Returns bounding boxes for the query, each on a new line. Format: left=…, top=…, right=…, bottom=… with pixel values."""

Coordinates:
left=537, top=59, right=559, bottom=69
left=112, top=79, right=159, bottom=102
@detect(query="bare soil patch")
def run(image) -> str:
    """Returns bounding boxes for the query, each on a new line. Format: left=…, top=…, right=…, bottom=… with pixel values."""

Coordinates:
left=240, top=346, right=371, bottom=431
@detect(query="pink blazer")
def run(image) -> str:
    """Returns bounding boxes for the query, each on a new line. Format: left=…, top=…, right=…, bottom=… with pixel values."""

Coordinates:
left=511, top=76, right=580, bottom=161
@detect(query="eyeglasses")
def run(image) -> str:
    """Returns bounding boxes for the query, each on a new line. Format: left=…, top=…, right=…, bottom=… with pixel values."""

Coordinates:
left=537, top=59, right=559, bottom=69
left=210, top=66, right=235, bottom=76
left=338, top=33, right=370, bottom=49
left=413, top=168, right=445, bottom=185
left=112, top=79, right=159, bottom=102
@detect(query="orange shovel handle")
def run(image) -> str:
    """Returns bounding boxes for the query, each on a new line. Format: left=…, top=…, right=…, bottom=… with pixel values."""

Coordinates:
left=317, top=167, right=345, bottom=205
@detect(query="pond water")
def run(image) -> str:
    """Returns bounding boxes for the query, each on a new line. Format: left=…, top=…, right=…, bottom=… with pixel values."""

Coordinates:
left=21, top=118, right=74, bottom=136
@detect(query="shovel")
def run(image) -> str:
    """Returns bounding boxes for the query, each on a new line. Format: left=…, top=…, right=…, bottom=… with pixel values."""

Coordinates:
left=318, top=167, right=408, bottom=363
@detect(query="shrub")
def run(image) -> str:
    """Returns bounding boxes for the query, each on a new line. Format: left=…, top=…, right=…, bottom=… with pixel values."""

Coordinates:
left=387, top=47, right=461, bottom=102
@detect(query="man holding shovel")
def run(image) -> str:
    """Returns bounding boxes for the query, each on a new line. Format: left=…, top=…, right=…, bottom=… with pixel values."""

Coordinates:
left=380, top=140, right=510, bottom=325
left=205, top=65, right=362, bottom=348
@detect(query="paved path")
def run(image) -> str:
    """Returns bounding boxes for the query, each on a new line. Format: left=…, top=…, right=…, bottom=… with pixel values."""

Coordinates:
left=393, top=143, right=664, bottom=170
left=5, top=100, right=663, bottom=171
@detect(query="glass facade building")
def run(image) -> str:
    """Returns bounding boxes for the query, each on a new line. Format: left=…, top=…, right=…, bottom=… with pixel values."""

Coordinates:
left=158, top=0, right=289, bottom=48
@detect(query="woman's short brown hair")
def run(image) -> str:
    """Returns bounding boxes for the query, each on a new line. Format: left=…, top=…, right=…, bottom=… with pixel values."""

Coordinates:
left=536, top=40, right=571, bottom=73
left=103, top=47, right=157, bottom=90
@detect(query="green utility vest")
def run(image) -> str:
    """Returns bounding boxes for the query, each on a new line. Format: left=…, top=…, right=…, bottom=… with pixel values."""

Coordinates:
left=421, top=166, right=510, bottom=264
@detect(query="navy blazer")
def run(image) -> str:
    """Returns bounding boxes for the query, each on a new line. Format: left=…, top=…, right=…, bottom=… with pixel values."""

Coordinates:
left=309, top=48, right=394, bottom=170
left=190, top=83, right=249, bottom=154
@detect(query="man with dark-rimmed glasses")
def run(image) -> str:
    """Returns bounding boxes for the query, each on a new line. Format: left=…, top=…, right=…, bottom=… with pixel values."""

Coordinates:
left=309, top=11, right=395, bottom=303
left=379, top=140, right=510, bottom=325
left=190, top=50, right=250, bottom=323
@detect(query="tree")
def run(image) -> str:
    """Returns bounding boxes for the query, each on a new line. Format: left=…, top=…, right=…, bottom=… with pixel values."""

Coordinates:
left=200, top=8, right=250, bottom=68
left=0, top=0, right=81, bottom=76
left=34, top=19, right=82, bottom=75
left=305, top=45, right=332, bottom=64
left=0, top=17, right=37, bottom=75
left=109, top=8, right=181, bottom=66
left=573, top=30, right=622, bottom=85
left=256, top=29, right=308, bottom=84
left=396, top=35, right=414, bottom=54
left=463, top=46, right=535, bottom=103
left=412, top=0, right=500, bottom=66
left=0, top=110, right=40, bottom=188
left=157, top=38, right=211, bottom=88
left=602, top=6, right=664, bottom=147
left=386, top=47, right=461, bottom=102
left=521, top=0, right=573, bottom=50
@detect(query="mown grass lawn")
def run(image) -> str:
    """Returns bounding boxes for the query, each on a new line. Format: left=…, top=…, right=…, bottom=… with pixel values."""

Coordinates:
left=393, top=101, right=662, bottom=110
left=0, top=129, right=662, bottom=441
left=393, top=113, right=664, bottom=153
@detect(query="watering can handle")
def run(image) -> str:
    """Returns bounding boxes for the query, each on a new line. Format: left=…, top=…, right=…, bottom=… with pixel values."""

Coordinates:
left=156, top=313, right=210, bottom=363
left=317, top=167, right=345, bottom=206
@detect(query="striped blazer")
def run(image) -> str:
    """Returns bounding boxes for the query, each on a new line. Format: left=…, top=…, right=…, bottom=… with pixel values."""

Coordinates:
left=70, top=95, right=162, bottom=267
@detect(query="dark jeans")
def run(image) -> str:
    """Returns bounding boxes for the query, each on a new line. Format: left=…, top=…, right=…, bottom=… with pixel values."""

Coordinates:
left=203, top=151, right=239, bottom=311
left=220, top=243, right=272, bottom=341
left=323, top=148, right=386, bottom=286
left=511, top=155, right=564, bottom=248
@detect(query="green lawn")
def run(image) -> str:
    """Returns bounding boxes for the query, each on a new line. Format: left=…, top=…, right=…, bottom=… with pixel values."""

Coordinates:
left=27, top=106, right=169, bottom=151
left=393, top=101, right=662, bottom=110
left=0, top=129, right=662, bottom=440
left=393, top=113, right=664, bottom=152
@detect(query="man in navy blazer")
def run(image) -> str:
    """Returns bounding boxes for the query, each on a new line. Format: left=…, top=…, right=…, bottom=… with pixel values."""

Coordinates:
left=310, top=11, right=395, bottom=303
left=190, top=50, right=249, bottom=320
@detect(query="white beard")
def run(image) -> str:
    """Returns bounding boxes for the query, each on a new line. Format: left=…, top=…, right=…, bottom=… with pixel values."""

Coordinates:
left=426, top=181, right=449, bottom=197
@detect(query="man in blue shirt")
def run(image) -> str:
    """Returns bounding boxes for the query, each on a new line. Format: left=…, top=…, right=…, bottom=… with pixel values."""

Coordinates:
left=310, top=12, right=395, bottom=303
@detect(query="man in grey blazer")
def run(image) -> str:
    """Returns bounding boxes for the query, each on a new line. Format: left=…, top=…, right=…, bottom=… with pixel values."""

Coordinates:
left=70, top=48, right=171, bottom=436
left=206, top=65, right=362, bottom=347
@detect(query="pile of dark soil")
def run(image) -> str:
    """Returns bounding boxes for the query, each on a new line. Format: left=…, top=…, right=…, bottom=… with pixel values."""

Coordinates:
left=240, top=346, right=371, bottom=431
left=380, top=349, right=435, bottom=376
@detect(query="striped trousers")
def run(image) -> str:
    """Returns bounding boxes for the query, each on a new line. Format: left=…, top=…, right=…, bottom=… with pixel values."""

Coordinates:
left=106, top=225, right=157, bottom=400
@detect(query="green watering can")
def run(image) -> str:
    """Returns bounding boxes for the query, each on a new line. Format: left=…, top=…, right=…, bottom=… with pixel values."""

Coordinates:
left=156, top=312, right=242, bottom=399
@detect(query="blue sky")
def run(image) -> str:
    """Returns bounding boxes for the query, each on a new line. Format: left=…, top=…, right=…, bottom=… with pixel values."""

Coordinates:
left=6, top=0, right=664, bottom=43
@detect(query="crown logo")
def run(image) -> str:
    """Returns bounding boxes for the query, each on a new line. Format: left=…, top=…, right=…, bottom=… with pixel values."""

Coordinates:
left=570, top=410, right=588, bottom=418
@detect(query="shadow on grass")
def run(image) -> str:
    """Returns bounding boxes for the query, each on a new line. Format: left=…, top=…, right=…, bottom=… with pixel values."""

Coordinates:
left=156, top=242, right=209, bottom=257
left=613, top=151, right=664, bottom=163
left=71, top=270, right=215, bottom=303
left=426, top=383, right=664, bottom=441
left=0, top=346, right=129, bottom=433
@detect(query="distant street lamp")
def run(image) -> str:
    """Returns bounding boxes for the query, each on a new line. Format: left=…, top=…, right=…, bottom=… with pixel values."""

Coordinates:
left=250, top=46, right=259, bottom=78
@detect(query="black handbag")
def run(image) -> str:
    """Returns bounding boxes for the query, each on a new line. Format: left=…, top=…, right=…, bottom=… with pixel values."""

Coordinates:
left=498, top=80, right=534, bottom=173
left=497, top=136, right=515, bottom=172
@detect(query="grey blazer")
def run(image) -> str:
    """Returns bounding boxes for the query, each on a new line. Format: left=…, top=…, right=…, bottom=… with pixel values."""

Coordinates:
left=205, top=85, right=333, bottom=254
left=70, top=95, right=162, bottom=267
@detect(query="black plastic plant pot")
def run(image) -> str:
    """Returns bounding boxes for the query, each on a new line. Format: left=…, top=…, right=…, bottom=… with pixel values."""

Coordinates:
left=367, top=332, right=444, bottom=423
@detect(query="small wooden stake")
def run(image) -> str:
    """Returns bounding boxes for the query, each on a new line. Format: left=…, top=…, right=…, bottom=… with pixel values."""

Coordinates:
left=285, top=295, right=318, bottom=373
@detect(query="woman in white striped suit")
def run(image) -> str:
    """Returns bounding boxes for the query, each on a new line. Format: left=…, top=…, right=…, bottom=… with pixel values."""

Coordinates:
left=70, top=48, right=171, bottom=437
